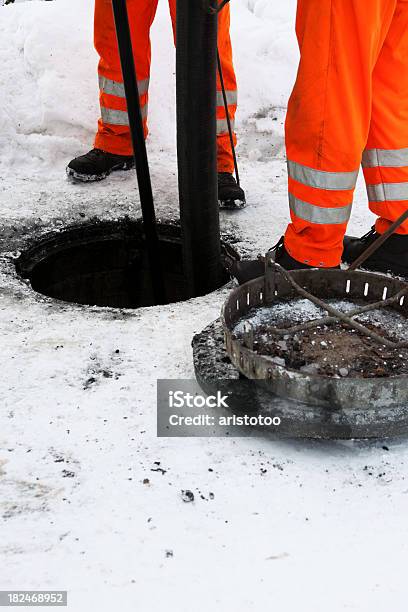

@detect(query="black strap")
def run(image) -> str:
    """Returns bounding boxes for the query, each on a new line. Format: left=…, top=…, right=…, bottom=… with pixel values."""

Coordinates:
left=204, top=0, right=240, bottom=185
left=216, top=0, right=231, bottom=11
left=204, top=0, right=231, bottom=14
left=216, top=0, right=240, bottom=187
left=217, top=51, right=240, bottom=187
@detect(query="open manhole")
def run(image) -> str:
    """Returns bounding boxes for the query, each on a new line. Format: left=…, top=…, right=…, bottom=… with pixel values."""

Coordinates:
left=16, top=219, right=237, bottom=308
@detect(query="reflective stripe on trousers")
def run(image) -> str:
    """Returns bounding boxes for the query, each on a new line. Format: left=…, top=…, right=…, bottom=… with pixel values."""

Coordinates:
left=99, top=75, right=150, bottom=98
left=217, top=117, right=235, bottom=135
left=363, top=147, right=408, bottom=203
left=98, top=75, right=148, bottom=126
left=287, top=159, right=357, bottom=225
left=288, top=160, right=358, bottom=191
left=289, top=194, right=352, bottom=225
left=362, top=147, right=408, bottom=168
left=216, top=90, right=237, bottom=135
left=101, top=105, right=148, bottom=127
left=216, top=90, right=237, bottom=107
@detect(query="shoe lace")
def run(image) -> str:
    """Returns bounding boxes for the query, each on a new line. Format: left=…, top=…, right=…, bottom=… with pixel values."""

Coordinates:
left=89, top=148, right=106, bottom=159
left=268, top=236, right=284, bottom=254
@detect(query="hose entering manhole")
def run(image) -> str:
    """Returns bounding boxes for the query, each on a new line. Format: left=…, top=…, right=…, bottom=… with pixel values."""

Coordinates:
left=106, top=0, right=227, bottom=305
left=15, top=220, right=238, bottom=309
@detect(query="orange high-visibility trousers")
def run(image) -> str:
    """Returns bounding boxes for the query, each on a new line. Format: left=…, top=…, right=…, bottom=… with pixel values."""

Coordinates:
left=284, top=0, right=408, bottom=268
left=94, top=0, right=237, bottom=173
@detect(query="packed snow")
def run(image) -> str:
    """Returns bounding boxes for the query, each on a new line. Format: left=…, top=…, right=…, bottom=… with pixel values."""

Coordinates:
left=1, top=1, right=407, bottom=611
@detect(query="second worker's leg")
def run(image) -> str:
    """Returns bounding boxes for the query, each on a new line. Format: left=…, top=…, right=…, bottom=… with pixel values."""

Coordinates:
left=169, top=0, right=245, bottom=208
left=216, top=3, right=245, bottom=208
left=344, top=0, right=408, bottom=276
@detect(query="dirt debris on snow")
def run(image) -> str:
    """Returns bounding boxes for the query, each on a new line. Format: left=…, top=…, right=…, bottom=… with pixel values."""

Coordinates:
left=181, top=490, right=195, bottom=503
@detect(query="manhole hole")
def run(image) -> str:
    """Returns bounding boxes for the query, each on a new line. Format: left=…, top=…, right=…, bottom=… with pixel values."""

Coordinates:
left=15, top=219, right=237, bottom=308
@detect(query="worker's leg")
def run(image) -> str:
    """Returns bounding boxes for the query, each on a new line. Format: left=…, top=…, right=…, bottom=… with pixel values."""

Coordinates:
left=362, top=0, right=408, bottom=235
left=168, top=0, right=237, bottom=174
left=284, top=0, right=397, bottom=268
left=94, top=0, right=159, bottom=156
left=215, top=4, right=237, bottom=174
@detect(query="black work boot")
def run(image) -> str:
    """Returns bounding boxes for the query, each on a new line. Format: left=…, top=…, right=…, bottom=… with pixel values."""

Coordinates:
left=224, top=238, right=339, bottom=285
left=343, top=227, right=408, bottom=277
left=218, top=173, right=246, bottom=209
left=66, top=148, right=135, bottom=182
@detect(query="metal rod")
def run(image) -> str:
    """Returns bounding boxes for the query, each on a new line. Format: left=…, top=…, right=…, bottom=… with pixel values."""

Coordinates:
left=111, top=0, right=166, bottom=304
left=176, top=0, right=222, bottom=297
left=349, top=209, right=408, bottom=271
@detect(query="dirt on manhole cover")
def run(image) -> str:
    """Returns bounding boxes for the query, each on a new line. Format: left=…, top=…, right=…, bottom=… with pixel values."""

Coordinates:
left=233, top=298, right=408, bottom=379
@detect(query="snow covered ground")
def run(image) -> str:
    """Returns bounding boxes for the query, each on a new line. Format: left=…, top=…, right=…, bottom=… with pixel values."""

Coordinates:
left=1, top=1, right=408, bottom=611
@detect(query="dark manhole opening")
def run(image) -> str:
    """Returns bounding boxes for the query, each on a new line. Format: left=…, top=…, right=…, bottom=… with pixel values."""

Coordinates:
left=16, top=220, right=237, bottom=308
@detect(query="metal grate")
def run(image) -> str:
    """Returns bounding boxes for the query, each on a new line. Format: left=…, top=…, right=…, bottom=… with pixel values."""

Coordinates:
left=221, top=256, right=408, bottom=410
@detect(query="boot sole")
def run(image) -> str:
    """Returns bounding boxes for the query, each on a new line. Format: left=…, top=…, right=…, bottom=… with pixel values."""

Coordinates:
left=219, top=198, right=247, bottom=210
left=66, top=161, right=134, bottom=183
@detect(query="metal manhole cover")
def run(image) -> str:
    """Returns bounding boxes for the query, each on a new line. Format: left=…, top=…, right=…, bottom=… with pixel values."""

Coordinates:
left=222, top=255, right=408, bottom=411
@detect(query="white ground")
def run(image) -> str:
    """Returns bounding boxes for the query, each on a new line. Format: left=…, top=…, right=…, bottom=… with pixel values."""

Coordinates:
left=1, top=1, right=408, bottom=611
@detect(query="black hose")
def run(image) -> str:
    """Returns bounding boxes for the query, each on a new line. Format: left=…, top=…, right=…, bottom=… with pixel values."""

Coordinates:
left=176, top=0, right=222, bottom=296
left=111, top=0, right=166, bottom=305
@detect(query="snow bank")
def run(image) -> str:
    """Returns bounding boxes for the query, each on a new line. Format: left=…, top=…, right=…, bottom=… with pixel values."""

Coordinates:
left=0, top=0, right=97, bottom=175
left=0, top=0, right=298, bottom=177
left=233, top=0, right=298, bottom=113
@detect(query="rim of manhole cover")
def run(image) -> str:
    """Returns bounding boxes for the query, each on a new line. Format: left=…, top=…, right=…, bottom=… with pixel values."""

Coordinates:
left=222, top=263, right=408, bottom=412
left=192, top=319, right=408, bottom=440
